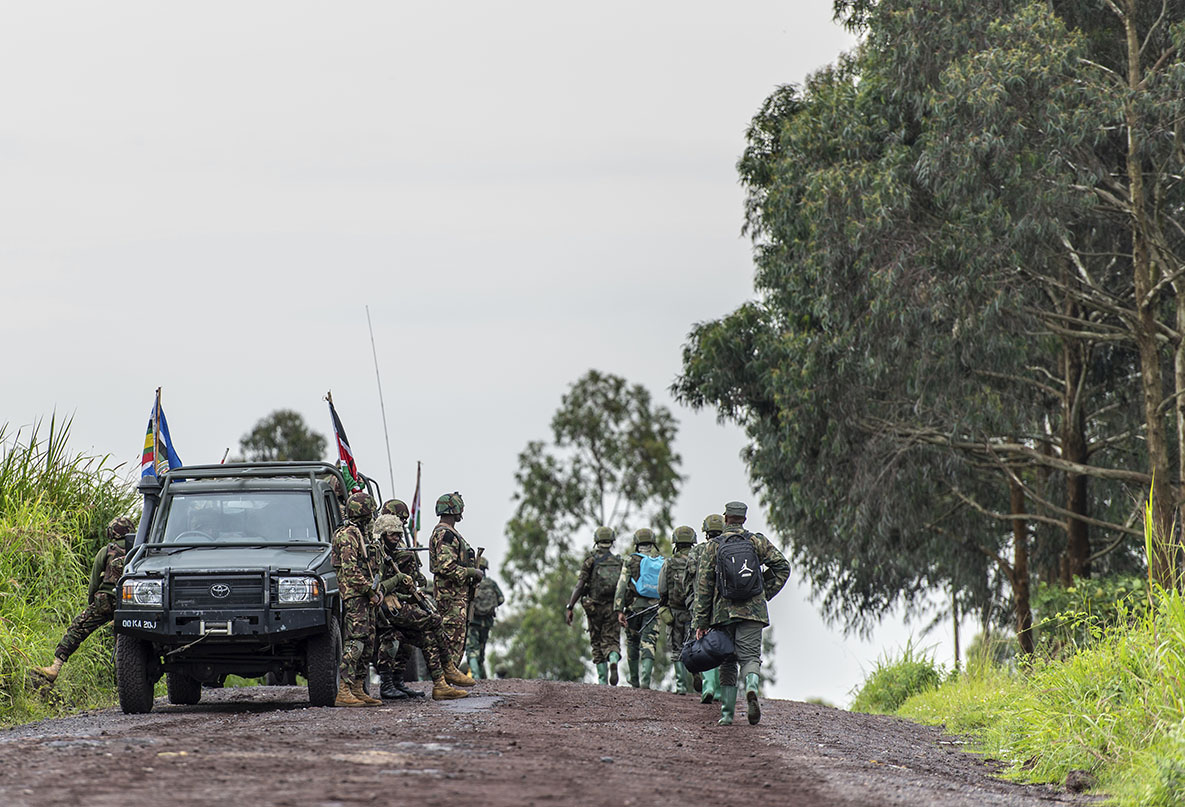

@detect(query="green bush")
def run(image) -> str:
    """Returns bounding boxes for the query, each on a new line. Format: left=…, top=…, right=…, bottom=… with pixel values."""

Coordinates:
left=1031, top=574, right=1149, bottom=654
left=850, top=640, right=943, bottom=714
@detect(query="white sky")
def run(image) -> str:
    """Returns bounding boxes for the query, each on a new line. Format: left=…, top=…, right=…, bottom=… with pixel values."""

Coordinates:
left=0, top=1, right=965, bottom=704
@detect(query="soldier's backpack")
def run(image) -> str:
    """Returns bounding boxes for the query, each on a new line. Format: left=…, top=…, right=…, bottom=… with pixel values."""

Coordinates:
left=715, top=532, right=764, bottom=601
left=664, top=552, right=693, bottom=610
left=631, top=553, right=665, bottom=599
left=589, top=550, right=623, bottom=603
left=472, top=579, right=500, bottom=617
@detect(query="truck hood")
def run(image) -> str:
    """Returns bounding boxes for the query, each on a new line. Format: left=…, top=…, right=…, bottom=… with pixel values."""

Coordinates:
left=130, top=545, right=329, bottom=575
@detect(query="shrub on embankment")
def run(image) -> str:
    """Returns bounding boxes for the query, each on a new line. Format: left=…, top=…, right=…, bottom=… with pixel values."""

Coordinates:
left=0, top=418, right=137, bottom=726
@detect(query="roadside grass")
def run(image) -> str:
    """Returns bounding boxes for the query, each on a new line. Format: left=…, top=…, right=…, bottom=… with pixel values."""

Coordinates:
left=849, top=639, right=943, bottom=714
left=0, top=418, right=137, bottom=726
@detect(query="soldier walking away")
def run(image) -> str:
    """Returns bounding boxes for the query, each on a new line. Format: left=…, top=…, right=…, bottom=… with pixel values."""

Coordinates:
left=331, top=492, right=384, bottom=707
left=33, top=516, right=137, bottom=686
left=693, top=502, right=790, bottom=725
left=658, top=525, right=697, bottom=694
left=428, top=492, right=484, bottom=670
left=466, top=557, right=503, bottom=679
left=696, top=514, right=726, bottom=704
left=566, top=527, right=623, bottom=685
left=372, top=515, right=470, bottom=700
left=614, top=528, right=664, bottom=688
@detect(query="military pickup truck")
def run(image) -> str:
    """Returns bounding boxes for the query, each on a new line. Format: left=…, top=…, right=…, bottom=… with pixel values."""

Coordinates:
left=113, top=462, right=378, bottom=713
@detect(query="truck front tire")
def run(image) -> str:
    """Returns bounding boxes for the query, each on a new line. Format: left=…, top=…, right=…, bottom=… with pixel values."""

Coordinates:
left=166, top=671, right=202, bottom=705
left=305, top=618, right=341, bottom=707
left=116, top=634, right=157, bottom=714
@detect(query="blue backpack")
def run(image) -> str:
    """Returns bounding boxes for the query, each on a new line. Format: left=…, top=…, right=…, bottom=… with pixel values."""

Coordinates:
left=631, top=553, right=664, bottom=599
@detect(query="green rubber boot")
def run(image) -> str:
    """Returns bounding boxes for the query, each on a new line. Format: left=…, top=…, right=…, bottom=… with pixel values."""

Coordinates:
left=468, top=654, right=484, bottom=680
left=608, top=651, right=620, bottom=685
left=596, top=662, right=609, bottom=685
left=627, top=653, right=641, bottom=687
left=639, top=658, right=654, bottom=689
left=700, top=668, right=718, bottom=704
left=718, top=685, right=738, bottom=726
left=745, top=672, right=761, bottom=724
left=674, top=661, right=688, bottom=694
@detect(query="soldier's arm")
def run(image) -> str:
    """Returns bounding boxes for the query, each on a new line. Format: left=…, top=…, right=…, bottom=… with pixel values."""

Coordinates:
left=87, top=545, right=107, bottom=602
left=613, top=558, right=631, bottom=613
left=757, top=535, right=791, bottom=599
left=494, top=580, right=505, bottom=606
left=692, top=544, right=716, bottom=630
left=567, top=554, right=594, bottom=609
left=656, top=562, right=669, bottom=607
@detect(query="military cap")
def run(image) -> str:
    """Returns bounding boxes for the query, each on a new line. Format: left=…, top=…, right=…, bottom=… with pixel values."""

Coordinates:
left=380, top=498, right=410, bottom=519
left=724, top=501, right=748, bottom=517
left=672, top=525, right=697, bottom=544
left=594, top=526, right=616, bottom=544
left=702, top=513, right=725, bottom=534
left=107, top=516, right=137, bottom=540
left=435, top=491, right=464, bottom=516
left=633, top=528, right=655, bottom=545
left=373, top=514, right=404, bottom=538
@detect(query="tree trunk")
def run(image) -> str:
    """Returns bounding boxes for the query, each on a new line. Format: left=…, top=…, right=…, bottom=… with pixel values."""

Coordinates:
left=1011, top=479, right=1035, bottom=655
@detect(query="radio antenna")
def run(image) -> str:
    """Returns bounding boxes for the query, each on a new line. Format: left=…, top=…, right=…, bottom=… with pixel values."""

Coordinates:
left=365, top=305, right=396, bottom=497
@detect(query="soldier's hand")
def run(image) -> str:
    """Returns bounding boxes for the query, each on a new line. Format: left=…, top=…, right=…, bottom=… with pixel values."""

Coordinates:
left=696, top=628, right=708, bottom=641
left=658, top=606, right=673, bottom=626
left=617, top=611, right=628, bottom=628
left=565, top=607, right=574, bottom=626
left=467, top=567, right=485, bottom=582
left=369, top=591, right=382, bottom=606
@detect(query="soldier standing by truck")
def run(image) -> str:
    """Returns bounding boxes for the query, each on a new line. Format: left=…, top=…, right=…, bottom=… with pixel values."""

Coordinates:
left=428, top=492, right=484, bottom=669
left=33, top=516, right=137, bottom=686
left=566, top=527, right=623, bottom=685
left=331, top=492, right=383, bottom=707
left=465, top=556, right=502, bottom=679
left=614, top=528, right=664, bottom=689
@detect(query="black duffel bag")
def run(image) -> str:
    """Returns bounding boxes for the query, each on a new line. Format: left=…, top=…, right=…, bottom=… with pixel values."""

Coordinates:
left=681, top=628, right=735, bottom=673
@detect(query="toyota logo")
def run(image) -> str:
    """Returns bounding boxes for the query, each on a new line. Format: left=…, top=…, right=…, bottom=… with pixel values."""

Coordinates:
left=209, top=584, right=231, bottom=599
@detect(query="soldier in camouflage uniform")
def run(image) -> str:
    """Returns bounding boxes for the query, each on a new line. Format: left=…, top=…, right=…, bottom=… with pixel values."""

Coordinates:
left=465, top=556, right=503, bottom=679
left=658, top=525, right=697, bottom=694
left=566, top=527, right=624, bottom=685
left=331, top=492, right=384, bottom=707
left=33, top=516, right=137, bottom=686
left=614, top=528, right=663, bottom=688
left=693, top=502, right=790, bottom=726
left=428, top=492, right=484, bottom=670
left=695, top=514, right=725, bottom=704
left=372, top=515, right=471, bottom=700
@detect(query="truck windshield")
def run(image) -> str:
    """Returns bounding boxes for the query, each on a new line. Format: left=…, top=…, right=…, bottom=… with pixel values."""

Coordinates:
left=158, top=491, right=320, bottom=544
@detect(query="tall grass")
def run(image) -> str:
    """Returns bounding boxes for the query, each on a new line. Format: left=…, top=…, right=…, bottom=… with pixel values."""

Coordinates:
left=0, top=417, right=138, bottom=725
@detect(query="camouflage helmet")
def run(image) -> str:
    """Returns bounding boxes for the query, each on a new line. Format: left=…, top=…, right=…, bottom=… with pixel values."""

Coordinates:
left=478, top=556, right=490, bottom=570
left=107, top=516, right=136, bottom=540
left=673, top=525, right=697, bottom=545
left=373, top=514, right=404, bottom=539
left=346, top=491, right=377, bottom=521
left=381, top=498, right=410, bottom=520
left=594, top=526, right=616, bottom=545
left=702, top=513, right=725, bottom=534
left=633, top=527, right=655, bottom=546
left=326, top=474, right=345, bottom=502
left=435, top=491, right=464, bottom=516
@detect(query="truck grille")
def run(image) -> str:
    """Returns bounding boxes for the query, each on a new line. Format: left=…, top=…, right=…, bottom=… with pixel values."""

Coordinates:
left=171, top=574, right=265, bottom=608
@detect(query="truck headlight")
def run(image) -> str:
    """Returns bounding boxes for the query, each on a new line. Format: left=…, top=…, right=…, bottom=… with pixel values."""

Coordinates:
left=122, top=579, right=162, bottom=606
left=276, top=577, right=319, bottom=604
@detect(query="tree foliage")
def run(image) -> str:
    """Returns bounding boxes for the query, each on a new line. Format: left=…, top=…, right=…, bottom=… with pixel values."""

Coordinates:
left=239, top=409, right=327, bottom=463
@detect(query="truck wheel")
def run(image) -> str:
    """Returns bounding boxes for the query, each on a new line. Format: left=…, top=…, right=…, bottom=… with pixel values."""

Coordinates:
left=166, top=672, right=202, bottom=705
left=265, top=670, right=298, bottom=686
left=306, top=618, right=341, bottom=707
left=116, top=634, right=156, bottom=714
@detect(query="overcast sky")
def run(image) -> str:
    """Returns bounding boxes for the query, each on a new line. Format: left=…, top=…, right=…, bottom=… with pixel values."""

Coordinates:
left=0, top=2, right=962, bottom=704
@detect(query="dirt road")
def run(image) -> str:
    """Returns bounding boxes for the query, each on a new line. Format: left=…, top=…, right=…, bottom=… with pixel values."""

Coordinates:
left=0, top=680, right=1089, bottom=807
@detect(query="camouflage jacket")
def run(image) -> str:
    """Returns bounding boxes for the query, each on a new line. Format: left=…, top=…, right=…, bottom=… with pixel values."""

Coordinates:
left=657, top=544, right=695, bottom=614
left=332, top=522, right=378, bottom=599
left=614, top=544, right=661, bottom=614
left=87, top=541, right=128, bottom=602
left=469, top=577, right=505, bottom=626
left=429, top=521, right=475, bottom=598
left=692, top=526, right=790, bottom=629
left=574, top=547, right=619, bottom=605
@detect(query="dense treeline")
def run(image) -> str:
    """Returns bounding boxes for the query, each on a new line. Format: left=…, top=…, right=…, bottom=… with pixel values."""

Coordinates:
left=675, top=0, right=1185, bottom=650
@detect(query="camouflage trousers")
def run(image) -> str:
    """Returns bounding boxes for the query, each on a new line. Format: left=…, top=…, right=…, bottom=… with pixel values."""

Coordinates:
left=375, top=600, right=447, bottom=681
left=465, top=619, right=492, bottom=677
left=339, top=595, right=375, bottom=685
left=55, top=593, right=115, bottom=660
left=435, top=589, right=468, bottom=669
left=667, top=608, right=692, bottom=663
left=580, top=599, right=620, bottom=664
left=624, top=598, right=660, bottom=662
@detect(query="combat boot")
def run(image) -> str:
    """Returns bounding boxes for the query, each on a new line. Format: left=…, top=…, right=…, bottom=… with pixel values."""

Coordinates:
left=627, top=654, right=641, bottom=688
left=397, top=681, right=426, bottom=699
left=674, top=661, right=688, bottom=694
left=444, top=662, right=476, bottom=687
left=379, top=672, right=408, bottom=700
left=32, top=656, right=65, bottom=685
left=335, top=681, right=367, bottom=707
left=608, top=651, right=620, bottom=685
left=432, top=676, right=468, bottom=700
left=639, top=658, right=654, bottom=689
left=467, top=654, right=484, bottom=680
left=745, top=672, right=761, bottom=725
left=718, top=685, right=738, bottom=726
left=596, top=662, right=609, bottom=685
left=351, top=681, right=383, bottom=706
left=700, top=668, right=718, bottom=704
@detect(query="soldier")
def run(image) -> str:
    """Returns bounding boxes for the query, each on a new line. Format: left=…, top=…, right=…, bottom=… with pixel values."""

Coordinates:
left=566, top=527, right=624, bottom=685
left=614, top=528, right=664, bottom=688
left=331, top=492, right=383, bottom=707
left=695, top=514, right=726, bottom=704
left=33, top=516, right=137, bottom=686
left=692, top=501, right=790, bottom=726
left=372, top=514, right=471, bottom=700
left=428, top=492, right=484, bottom=669
left=658, top=525, right=697, bottom=694
left=465, top=557, right=503, bottom=679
